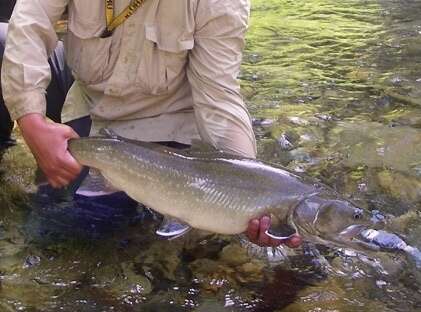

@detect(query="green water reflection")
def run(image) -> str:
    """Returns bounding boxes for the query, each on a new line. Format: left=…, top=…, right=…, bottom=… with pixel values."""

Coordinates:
left=1, top=0, right=421, bottom=311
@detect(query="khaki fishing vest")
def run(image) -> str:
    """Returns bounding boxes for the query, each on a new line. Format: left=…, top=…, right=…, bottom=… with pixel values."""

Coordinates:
left=2, top=0, right=256, bottom=157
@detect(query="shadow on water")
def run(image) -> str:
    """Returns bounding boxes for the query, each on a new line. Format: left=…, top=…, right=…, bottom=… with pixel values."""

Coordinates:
left=253, top=268, right=321, bottom=312
left=25, top=190, right=144, bottom=243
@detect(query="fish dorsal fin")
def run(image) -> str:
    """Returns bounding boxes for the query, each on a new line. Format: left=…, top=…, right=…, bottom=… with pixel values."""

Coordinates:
left=98, top=128, right=177, bottom=153
left=76, top=168, right=120, bottom=197
left=181, top=139, right=246, bottom=160
left=97, top=129, right=243, bottom=160
left=99, top=127, right=119, bottom=139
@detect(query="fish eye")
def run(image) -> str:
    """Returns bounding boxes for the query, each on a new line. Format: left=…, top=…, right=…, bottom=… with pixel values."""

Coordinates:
left=353, top=209, right=363, bottom=220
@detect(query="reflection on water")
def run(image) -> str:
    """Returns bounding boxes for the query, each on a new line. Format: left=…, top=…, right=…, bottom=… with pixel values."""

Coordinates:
left=1, top=0, right=421, bottom=311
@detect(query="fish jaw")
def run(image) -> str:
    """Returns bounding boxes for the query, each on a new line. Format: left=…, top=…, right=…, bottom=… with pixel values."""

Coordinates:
left=291, top=195, right=379, bottom=250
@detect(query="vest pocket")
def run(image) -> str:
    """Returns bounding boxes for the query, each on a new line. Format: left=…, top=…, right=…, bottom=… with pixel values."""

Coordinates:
left=65, top=33, right=114, bottom=85
left=135, top=24, right=194, bottom=95
left=65, top=9, right=116, bottom=85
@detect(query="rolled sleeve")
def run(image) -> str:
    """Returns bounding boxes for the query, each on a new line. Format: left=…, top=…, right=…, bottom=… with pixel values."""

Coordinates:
left=187, top=0, right=256, bottom=158
left=1, top=0, right=67, bottom=120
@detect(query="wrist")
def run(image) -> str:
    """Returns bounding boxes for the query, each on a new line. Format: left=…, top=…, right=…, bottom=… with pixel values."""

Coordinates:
left=17, top=113, right=48, bottom=132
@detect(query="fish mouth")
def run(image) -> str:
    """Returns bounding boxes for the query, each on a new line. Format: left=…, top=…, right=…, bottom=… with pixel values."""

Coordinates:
left=339, top=224, right=368, bottom=240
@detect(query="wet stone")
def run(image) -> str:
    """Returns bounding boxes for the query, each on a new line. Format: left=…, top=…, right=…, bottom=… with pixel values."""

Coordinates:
left=219, top=244, right=250, bottom=266
left=277, top=133, right=295, bottom=150
left=252, top=118, right=275, bottom=128
left=23, top=255, right=41, bottom=268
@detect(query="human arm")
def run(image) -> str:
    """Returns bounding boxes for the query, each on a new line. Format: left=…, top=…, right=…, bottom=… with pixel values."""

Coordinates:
left=18, top=114, right=81, bottom=188
left=187, top=0, right=256, bottom=158
left=187, top=0, right=301, bottom=247
left=1, top=0, right=81, bottom=187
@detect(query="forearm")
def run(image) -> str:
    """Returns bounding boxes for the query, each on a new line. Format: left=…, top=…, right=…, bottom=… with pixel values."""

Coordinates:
left=188, top=73, right=257, bottom=158
left=187, top=0, right=256, bottom=158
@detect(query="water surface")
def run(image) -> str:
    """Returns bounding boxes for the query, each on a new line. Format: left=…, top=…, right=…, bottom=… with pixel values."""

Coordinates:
left=1, top=0, right=421, bottom=311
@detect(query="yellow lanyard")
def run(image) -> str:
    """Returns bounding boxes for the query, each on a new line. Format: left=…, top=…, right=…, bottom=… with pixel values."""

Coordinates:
left=101, top=0, right=146, bottom=37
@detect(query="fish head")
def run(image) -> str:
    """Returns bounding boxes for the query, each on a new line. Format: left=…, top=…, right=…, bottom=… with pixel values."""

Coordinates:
left=294, top=196, right=378, bottom=249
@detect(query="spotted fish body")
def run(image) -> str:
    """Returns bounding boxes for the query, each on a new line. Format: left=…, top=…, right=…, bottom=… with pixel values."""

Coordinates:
left=68, top=137, right=319, bottom=235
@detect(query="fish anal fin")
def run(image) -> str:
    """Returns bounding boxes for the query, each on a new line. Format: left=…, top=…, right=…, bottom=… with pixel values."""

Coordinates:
left=156, top=216, right=191, bottom=239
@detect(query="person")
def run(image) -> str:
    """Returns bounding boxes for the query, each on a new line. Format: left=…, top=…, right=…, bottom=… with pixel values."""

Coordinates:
left=1, top=0, right=301, bottom=248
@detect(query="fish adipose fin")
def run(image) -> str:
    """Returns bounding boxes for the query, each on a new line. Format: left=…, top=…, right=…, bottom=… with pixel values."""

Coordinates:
left=76, top=168, right=120, bottom=197
left=156, top=217, right=191, bottom=239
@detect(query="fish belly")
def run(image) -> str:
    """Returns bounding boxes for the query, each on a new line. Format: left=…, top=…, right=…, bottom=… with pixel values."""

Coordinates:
left=100, top=167, right=260, bottom=235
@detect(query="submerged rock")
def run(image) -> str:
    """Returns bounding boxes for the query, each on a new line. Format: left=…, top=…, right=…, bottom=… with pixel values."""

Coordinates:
left=328, top=121, right=421, bottom=178
left=94, top=262, right=152, bottom=297
left=136, top=240, right=182, bottom=281
left=377, top=170, right=421, bottom=203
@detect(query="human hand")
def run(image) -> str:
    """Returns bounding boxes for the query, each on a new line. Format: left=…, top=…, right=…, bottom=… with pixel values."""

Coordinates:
left=18, top=113, right=82, bottom=188
left=246, top=215, right=302, bottom=248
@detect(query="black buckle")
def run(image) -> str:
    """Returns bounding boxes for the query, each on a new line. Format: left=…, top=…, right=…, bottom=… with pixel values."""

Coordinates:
left=100, top=28, right=114, bottom=38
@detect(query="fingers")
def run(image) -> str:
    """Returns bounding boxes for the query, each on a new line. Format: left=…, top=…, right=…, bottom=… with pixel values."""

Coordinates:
left=247, top=219, right=260, bottom=242
left=284, top=234, right=303, bottom=248
left=49, top=125, right=82, bottom=187
left=258, top=215, right=271, bottom=246
left=48, top=176, right=70, bottom=189
left=62, top=150, right=83, bottom=176
left=246, top=215, right=303, bottom=248
left=18, top=118, right=83, bottom=189
left=60, top=123, right=80, bottom=139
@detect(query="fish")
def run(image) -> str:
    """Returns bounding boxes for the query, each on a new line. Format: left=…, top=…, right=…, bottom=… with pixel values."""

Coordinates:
left=67, top=132, right=380, bottom=250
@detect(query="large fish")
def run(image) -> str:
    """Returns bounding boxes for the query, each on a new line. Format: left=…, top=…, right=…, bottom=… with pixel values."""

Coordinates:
left=68, top=132, right=379, bottom=249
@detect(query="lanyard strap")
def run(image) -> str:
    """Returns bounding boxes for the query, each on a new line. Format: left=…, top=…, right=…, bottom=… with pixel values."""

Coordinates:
left=102, top=0, right=146, bottom=37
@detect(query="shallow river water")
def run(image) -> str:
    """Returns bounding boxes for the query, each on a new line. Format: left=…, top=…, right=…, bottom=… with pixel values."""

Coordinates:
left=1, top=0, right=421, bottom=311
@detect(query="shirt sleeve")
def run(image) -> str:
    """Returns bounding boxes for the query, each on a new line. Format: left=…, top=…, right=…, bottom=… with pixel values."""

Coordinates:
left=187, top=0, right=257, bottom=158
left=1, top=0, right=68, bottom=121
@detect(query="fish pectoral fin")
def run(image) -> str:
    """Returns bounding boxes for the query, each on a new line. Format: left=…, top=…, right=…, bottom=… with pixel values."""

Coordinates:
left=75, top=168, right=120, bottom=197
left=156, top=216, right=191, bottom=239
left=265, top=223, right=297, bottom=240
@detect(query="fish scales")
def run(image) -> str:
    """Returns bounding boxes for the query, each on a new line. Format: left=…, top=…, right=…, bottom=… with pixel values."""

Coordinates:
left=69, top=137, right=316, bottom=234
